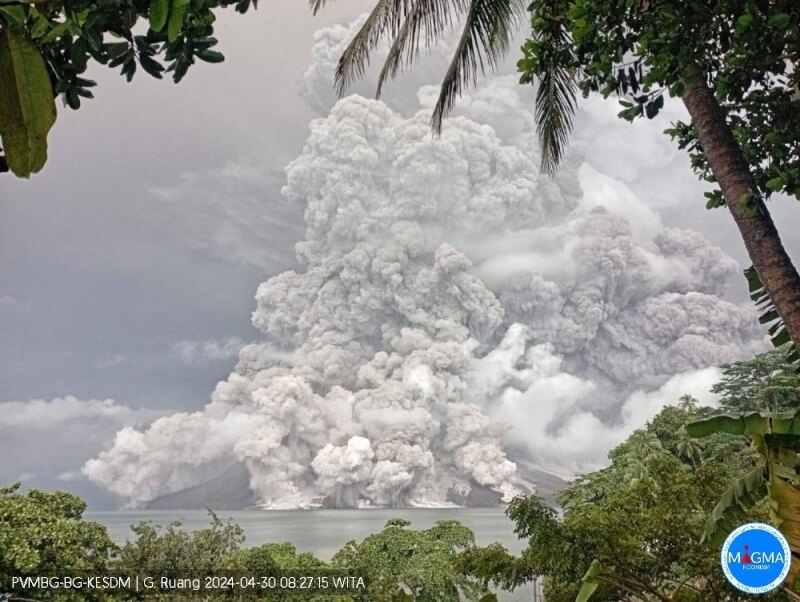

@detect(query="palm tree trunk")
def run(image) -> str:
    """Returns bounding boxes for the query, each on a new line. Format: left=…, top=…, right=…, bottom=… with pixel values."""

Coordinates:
left=681, top=65, right=800, bottom=349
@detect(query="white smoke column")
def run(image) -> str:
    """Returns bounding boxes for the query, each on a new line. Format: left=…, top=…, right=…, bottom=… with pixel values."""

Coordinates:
left=85, top=17, right=766, bottom=508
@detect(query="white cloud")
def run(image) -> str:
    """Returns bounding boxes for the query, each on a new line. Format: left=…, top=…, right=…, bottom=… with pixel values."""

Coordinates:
left=56, top=471, right=82, bottom=482
left=174, top=337, right=247, bottom=364
left=0, top=396, right=167, bottom=489
left=96, top=354, right=125, bottom=369
left=0, top=295, right=19, bottom=308
left=0, top=396, right=159, bottom=430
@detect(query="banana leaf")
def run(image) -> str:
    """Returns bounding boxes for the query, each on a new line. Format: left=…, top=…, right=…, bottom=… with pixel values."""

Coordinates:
left=702, top=466, right=768, bottom=547
left=575, top=558, right=601, bottom=602
left=687, top=413, right=770, bottom=438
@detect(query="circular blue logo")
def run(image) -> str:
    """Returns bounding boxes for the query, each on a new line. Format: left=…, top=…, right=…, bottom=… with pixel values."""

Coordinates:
left=721, top=522, right=791, bottom=594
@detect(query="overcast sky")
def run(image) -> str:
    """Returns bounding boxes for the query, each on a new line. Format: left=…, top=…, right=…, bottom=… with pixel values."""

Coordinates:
left=1, top=0, right=798, bottom=507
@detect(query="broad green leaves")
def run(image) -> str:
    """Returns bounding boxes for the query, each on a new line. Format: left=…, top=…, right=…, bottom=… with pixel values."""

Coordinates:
left=700, top=466, right=768, bottom=547
left=146, top=0, right=192, bottom=42
left=168, top=0, right=191, bottom=43
left=0, top=0, right=254, bottom=177
left=686, top=412, right=770, bottom=438
left=149, top=0, right=169, bottom=32
left=688, top=407, right=800, bottom=586
left=0, top=28, right=56, bottom=177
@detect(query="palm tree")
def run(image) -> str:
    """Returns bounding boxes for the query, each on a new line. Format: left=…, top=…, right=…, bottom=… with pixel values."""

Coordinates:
left=309, top=0, right=575, bottom=174
left=622, top=431, right=663, bottom=484
left=623, top=457, right=649, bottom=486
left=628, top=431, right=662, bottom=460
left=310, top=0, right=800, bottom=355
left=675, top=429, right=703, bottom=468
left=677, top=394, right=698, bottom=413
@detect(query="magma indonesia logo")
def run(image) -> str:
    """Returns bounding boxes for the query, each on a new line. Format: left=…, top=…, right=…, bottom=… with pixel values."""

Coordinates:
left=721, top=522, right=791, bottom=594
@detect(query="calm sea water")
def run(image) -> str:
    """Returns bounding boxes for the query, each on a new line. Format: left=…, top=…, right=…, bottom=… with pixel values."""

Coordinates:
left=86, top=508, right=538, bottom=601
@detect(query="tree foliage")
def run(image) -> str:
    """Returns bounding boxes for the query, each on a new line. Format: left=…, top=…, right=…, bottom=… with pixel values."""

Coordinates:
left=460, top=351, right=800, bottom=600
left=1, top=488, right=490, bottom=602
left=332, top=518, right=491, bottom=602
left=712, top=345, right=800, bottom=412
left=463, top=456, right=767, bottom=602
left=518, top=0, right=800, bottom=198
left=0, top=0, right=256, bottom=176
left=0, top=483, right=117, bottom=600
left=460, top=386, right=795, bottom=601
left=114, top=511, right=244, bottom=579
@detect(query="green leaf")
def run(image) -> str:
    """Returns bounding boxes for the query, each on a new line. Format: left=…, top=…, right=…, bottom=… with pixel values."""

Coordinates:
left=735, top=13, right=753, bottom=35
left=106, top=41, right=129, bottom=59
left=139, top=54, right=164, bottom=78
left=0, top=28, right=57, bottom=177
left=149, top=0, right=169, bottom=32
left=478, top=595, right=498, bottom=602
left=767, top=13, right=791, bottom=30
left=704, top=190, right=725, bottom=209
left=686, top=412, right=771, bottom=438
left=196, top=49, right=224, bottom=63
left=167, top=0, right=190, bottom=43
left=766, top=176, right=785, bottom=192
left=29, top=8, right=49, bottom=38
left=40, top=21, right=69, bottom=43
left=0, top=5, right=25, bottom=28
left=529, top=18, right=577, bottom=175
left=576, top=558, right=601, bottom=602
left=702, top=466, right=767, bottom=547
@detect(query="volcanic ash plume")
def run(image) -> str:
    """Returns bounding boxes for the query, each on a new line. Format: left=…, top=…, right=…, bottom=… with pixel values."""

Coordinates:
left=84, top=21, right=765, bottom=508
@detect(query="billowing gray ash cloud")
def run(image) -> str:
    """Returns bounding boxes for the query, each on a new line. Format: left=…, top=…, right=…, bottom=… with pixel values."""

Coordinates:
left=84, top=18, right=766, bottom=508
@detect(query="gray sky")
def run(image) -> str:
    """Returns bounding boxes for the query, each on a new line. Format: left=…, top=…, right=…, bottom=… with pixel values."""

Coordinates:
left=1, top=0, right=798, bottom=507
left=0, top=0, right=370, bottom=404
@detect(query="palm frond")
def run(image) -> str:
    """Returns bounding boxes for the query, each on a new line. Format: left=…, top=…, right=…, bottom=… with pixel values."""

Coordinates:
left=431, top=0, right=524, bottom=133
left=334, top=0, right=411, bottom=96
left=375, top=0, right=457, bottom=98
left=534, top=22, right=577, bottom=176
left=309, top=0, right=329, bottom=16
left=745, top=265, right=800, bottom=367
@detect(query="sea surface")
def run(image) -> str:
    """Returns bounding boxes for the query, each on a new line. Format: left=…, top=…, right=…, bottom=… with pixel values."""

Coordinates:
left=86, top=508, right=540, bottom=601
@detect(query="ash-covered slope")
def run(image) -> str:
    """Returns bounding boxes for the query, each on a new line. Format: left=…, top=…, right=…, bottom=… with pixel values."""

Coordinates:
left=145, top=462, right=255, bottom=510
left=144, top=461, right=566, bottom=509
